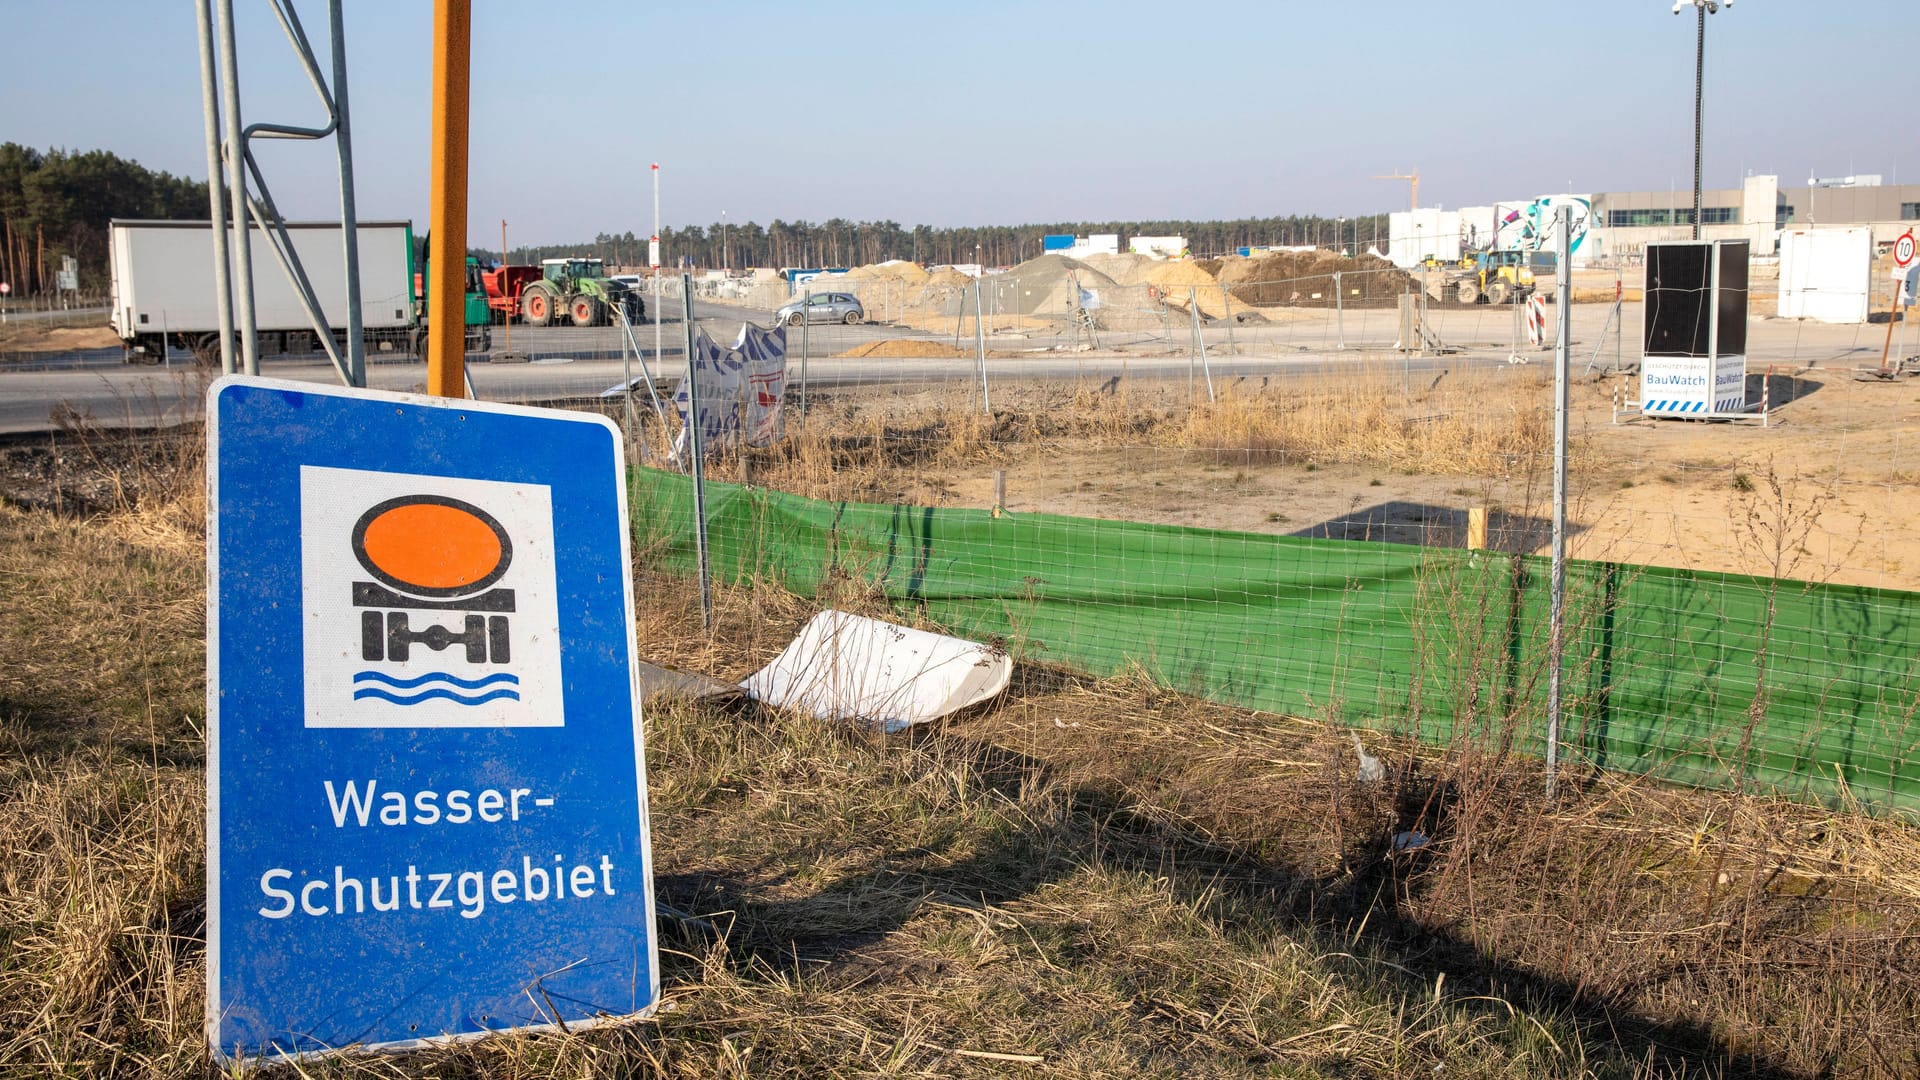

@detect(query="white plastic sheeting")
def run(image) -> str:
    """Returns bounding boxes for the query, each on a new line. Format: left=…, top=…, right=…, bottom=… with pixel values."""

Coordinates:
left=741, top=610, right=1012, bottom=733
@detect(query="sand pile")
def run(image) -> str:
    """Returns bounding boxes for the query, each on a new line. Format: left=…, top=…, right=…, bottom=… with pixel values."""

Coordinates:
left=911, top=266, right=975, bottom=309
left=837, top=339, right=969, bottom=359
left=991, top=254, right=1120, bottom=316
left=1143, top=259, right=1231, bottom=318
left=0, top=324, right=122, bottom=355
left=841, top=259, right=931, bottom=287
left=1076, top=251, right=1155, bottom=285
left=1204, top=252, right=1412, bottom=308
left=923, top=267, right=972, bottom=290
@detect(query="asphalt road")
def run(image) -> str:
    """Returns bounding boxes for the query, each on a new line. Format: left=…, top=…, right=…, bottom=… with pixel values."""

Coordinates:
left=0, top=327, right=1459, bottom=437
left=0, top=293, right=1775, bottom=435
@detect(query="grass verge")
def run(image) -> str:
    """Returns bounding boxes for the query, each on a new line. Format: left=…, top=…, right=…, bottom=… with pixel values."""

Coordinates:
left=1, top=428, right=1916, bottom=1078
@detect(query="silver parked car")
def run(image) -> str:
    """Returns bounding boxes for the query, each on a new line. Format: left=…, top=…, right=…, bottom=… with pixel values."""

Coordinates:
left=774, top=292, right=864, bottom=326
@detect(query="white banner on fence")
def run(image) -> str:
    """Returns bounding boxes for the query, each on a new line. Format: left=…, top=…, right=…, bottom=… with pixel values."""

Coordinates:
left=671, top=323, right=788, bottom=464
left=736, top=322, right=789, bottom=447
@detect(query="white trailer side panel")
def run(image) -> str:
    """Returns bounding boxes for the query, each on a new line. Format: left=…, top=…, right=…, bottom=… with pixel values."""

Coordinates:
left=1777, top=226, right=1871, bottom=324
left=110, top=220, right=412, bottom=340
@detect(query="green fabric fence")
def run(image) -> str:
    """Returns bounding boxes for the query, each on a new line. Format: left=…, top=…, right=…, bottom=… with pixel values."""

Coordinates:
left=629, top=467, right=1920, bottom=813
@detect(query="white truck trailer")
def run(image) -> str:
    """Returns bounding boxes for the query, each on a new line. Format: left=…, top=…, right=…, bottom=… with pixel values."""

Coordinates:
left=108, top=219, right=415, bottom=362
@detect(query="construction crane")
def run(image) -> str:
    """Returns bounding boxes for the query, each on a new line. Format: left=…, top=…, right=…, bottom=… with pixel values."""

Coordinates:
left=1375, top=169, right=1419, bottom=213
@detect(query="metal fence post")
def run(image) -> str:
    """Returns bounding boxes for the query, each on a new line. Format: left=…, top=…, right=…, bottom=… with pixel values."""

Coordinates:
left=682, top=273, right=712, bottom=631
left=1219, top=283, right=1237, bottom=356
left=973, top=277, right=990, bottom=413
left=1546, top=205, right=1572, bottom=798
left=1334, top=271, right=1345, bottom=350
left=1188, top=287, right=1215, bottom=403
left=799, top=286, right=810, bottom=428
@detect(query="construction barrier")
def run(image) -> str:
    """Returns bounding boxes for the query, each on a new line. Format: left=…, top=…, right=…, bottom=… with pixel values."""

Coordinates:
left=629, top=467, right=1920, bottom=814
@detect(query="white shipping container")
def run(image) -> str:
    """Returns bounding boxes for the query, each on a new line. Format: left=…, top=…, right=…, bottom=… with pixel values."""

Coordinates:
left=109, top=219, right=414, bottom=346
left=1777, top=226, right=1871, bottom=324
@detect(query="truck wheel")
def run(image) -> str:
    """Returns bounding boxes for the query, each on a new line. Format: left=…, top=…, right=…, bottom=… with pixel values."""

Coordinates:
left=522, top=286, right=553, bottom=327
left=1455, top=280, right=1480, bottom=305
left=570, top=295, right=602, bottom=327
left=190, top=333, right=225, bottom=365
left=1485, top=280, right=1510, bottom=305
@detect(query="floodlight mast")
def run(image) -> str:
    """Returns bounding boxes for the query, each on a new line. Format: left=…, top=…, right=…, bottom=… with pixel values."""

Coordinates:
left=1674, top=0, right=1730, bottom=239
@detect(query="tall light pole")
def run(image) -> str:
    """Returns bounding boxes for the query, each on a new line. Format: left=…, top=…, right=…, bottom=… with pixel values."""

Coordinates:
left=721, top=209, right=728, bottom=273
left=1674, top=0, right=1730, bottom=240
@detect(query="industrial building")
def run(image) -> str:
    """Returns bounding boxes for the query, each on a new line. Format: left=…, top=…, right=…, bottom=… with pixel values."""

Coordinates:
left=1388, top=174, right=1919, bottom=267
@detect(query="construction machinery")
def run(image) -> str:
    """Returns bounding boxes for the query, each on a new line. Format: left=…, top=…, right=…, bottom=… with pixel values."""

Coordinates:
left=410, top=255, right=493, bottom=358
left=516, top=257, right=643, bottom=327
left=1445, top=249, right=1537, bottom=305
left=480, top=263, right=541, bottom=323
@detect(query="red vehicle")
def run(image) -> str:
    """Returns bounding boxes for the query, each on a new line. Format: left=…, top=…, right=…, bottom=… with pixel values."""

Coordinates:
left=480, top=264, right=541, bottom=323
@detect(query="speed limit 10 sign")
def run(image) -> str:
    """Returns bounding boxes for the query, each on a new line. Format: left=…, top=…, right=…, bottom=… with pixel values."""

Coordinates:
left=1896, top=231, right=1916, bottom=269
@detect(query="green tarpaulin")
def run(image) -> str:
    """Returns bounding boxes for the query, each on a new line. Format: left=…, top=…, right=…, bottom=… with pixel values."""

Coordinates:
left=630, top=468, right=1920, bottom=812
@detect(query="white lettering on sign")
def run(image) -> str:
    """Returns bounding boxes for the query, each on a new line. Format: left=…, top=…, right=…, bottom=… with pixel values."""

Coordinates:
left=257, top=854, right=619, bottom=920
left=323, top=779, right=547, bottom=827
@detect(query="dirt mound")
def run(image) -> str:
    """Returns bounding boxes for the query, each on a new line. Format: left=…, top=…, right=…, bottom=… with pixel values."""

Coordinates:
left=841, top=260, right=931, bottom=287
left=870, top=260, right=930, bottom=285
left=1212, top=251, right=1412, bottom=308
left=1143, top=260, right=1230, bottom=318
left=923, top=267, right=972, bottom=290
left=0, top=324, right=122, bottom=356
left=1076, top=251, right=1155, bottom=285
left=837, top=339, right=970, bottom=359
left=994, top=255, right=1120, bottom=316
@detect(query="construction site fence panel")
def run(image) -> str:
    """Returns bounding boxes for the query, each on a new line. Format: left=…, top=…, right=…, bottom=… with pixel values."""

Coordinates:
left=692, top=267, right=1644, bottom=368
left=629, top=466, right=1920, bottom=814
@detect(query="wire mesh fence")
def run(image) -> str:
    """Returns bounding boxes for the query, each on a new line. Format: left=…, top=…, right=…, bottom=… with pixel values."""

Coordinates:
left=6, top=242, right=1920, bottom=810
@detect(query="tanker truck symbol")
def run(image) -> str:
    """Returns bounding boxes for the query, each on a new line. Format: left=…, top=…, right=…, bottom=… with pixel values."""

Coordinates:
left=351, top=494, right=515, bottom=666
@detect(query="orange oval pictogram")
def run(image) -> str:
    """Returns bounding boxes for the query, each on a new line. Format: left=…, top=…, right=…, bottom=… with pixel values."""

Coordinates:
left=351, top=496, right=512, bottom=597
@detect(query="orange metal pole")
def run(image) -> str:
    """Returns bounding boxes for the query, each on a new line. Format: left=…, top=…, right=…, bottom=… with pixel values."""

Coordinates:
left=426, top=0, right=471, bottom=398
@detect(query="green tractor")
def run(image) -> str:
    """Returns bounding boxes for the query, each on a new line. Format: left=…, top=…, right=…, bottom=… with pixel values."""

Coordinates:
left=519, top=257, right=643, bottom=327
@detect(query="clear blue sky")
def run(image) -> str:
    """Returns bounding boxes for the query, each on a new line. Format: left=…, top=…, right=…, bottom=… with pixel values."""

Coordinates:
left=3, top=1, right=1914, bottom=244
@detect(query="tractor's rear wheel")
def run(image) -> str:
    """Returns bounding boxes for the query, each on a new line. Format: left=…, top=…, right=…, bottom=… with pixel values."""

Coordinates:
left=1486, top=280, right=1510, bottom=305
left=522, top=286, right=553, bottom=327
left=1454, top=280, right=1480, bottom=305
left=570, top=295, right=601, bottom=327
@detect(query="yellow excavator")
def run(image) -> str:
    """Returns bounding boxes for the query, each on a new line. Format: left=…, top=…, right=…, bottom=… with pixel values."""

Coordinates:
left=1448, top=249, right=1536, bottom=305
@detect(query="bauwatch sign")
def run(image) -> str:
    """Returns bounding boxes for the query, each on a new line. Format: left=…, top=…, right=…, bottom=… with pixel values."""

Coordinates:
left=206, top=377, right=657, bottom=1061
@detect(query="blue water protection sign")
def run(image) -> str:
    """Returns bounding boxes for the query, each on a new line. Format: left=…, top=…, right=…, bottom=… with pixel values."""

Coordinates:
left=205, top=377, right=658, bottom=1060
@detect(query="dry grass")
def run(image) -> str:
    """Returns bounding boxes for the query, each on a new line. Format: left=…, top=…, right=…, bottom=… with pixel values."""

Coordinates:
left=1173, top=363, right=1560, bottom=475
left=4, top=420, right=1920, bottom=1078
left=666, top=366, right=1559, bottom=513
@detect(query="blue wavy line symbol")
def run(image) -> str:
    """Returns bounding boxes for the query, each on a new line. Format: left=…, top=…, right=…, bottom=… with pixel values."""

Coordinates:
left=352, top=670, right=521, bottom=707
left=353, top=671, right=520, bottom=691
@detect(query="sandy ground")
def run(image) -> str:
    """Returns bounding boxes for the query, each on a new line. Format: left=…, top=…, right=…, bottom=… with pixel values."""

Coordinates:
left=844, top=365, right=1920, bottom=592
